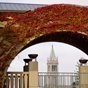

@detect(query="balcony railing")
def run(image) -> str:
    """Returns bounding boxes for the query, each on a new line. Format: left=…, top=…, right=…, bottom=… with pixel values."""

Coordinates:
left=5, top=72, right=29, bottom=88
left=39, top=72, right=79, bottom=88
left=4, top=72, right=88, bottom=88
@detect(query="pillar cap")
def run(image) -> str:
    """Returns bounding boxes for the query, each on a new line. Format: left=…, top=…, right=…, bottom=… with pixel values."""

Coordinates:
left=24, top=59, right=32, bottom=63
left=28, top=54, right=38, bottom=59
left=79, top=59, right=88, bottom=64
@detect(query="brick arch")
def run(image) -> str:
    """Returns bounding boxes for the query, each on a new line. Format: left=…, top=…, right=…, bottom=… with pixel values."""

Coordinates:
left=0, top=4, right=88, bottom=88
left=20, top=31, right=88, bottom=54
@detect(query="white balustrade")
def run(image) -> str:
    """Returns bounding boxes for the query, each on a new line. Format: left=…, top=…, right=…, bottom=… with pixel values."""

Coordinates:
left=5, top=72, right=29, bottom=88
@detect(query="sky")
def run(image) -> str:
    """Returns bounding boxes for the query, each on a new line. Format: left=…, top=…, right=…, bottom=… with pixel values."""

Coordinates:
left=0, top=0, right=88, bottom=6
left=8, top=42, right=88, bottom=72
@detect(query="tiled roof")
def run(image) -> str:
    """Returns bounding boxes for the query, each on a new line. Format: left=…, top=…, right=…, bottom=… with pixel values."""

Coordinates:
left=0, top=3, right=46, bottom=11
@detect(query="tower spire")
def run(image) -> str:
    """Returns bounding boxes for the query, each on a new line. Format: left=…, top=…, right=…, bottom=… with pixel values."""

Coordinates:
left=49, top=45, right=56, bottom=60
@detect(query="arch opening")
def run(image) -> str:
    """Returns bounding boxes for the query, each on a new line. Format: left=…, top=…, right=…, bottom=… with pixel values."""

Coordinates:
left=4, top=31, right=88, bottom=88
left=8, top=41, right=88, bottom=72
left=7, top=31, right=88, bottom=73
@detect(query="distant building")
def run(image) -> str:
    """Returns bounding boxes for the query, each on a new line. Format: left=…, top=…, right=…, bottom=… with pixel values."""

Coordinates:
left=0, top=2, right=46, bottom=12
left=46, top=45, right=58, bottom=88
left=47, top=45, right=58, bottom=72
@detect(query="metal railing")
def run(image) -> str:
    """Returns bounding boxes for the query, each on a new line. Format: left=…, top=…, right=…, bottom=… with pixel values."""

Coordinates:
left=38, top=72, right=79, bottom=88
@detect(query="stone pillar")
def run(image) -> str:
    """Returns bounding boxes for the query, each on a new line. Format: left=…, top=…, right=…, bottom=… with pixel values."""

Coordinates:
left=23, top=58, right=33, bottom=88
left=28, top=54, right=38, bottom=88
left=79, top=59, right=88, bottom=88
left=23, top=59, right=32, bottom=72
left=79, top=66, right=88, bottom=88
left=23, top=54, right=38, bottom=88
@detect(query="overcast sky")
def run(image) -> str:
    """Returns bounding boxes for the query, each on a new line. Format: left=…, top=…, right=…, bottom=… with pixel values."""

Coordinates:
left=0, top=0, right=88, bottom=6
left=8, top=42, right=88, bottom=72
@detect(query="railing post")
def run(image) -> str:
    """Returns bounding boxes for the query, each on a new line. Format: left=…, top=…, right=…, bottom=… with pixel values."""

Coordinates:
left=15, top=73, right=18, bottom=88
left=23, top=72, right=29, bottom=88
left=19, top=73, right=23, bottom=88
left=10, top=73, right=14, bottom=88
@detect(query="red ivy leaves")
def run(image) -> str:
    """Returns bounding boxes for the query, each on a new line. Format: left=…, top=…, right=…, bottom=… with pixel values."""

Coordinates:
left=1, top=4, right=88, bottom=41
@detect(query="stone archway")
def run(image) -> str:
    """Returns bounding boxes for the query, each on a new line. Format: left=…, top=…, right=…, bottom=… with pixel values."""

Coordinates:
left=0, top=4, right=88, bottom=88
left=20, top=31, right=88, bottom=54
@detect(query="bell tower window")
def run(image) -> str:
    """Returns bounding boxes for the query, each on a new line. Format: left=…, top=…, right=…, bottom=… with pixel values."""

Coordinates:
left=52, top=65, right=57, bottom=71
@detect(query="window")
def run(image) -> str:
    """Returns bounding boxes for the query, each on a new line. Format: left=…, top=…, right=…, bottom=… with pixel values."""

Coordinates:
left=52, top=65, right=57, bottom=71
